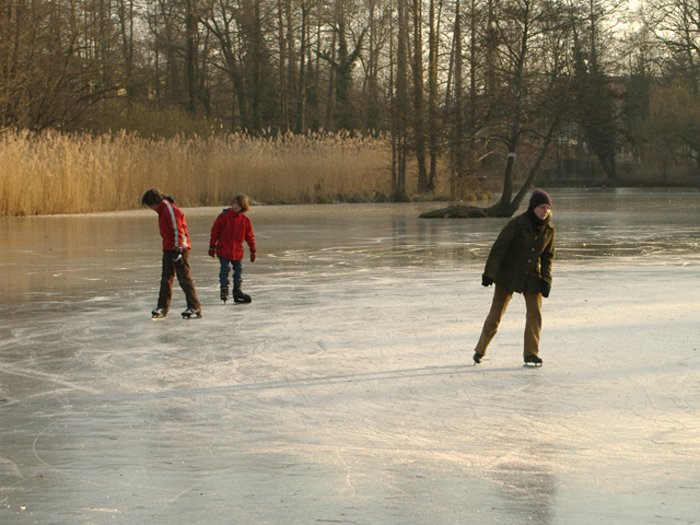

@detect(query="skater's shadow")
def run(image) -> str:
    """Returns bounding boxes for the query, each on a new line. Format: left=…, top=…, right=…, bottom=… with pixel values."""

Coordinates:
left=473, top=365, right=543, bottom=373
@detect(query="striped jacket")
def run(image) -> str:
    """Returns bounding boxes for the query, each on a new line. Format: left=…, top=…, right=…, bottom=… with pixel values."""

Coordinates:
left=155, top=199, right=191, bottom=252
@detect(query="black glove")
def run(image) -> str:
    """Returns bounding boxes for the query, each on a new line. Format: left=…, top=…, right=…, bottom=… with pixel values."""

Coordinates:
left=540, top=280, right=551, bottom=298
left=481, top=273, right=494, bottom=287
left=171, top=248, right=183, bottom=263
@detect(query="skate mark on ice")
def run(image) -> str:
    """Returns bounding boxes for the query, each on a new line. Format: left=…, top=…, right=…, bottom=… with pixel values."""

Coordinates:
left=0, top=365, right=100, bottom=396
left=59, top=364, right=473, bottom=404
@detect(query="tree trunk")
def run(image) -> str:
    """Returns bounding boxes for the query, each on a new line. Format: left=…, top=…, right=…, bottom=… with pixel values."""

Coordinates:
left=200, top=4, right=249, bottom=129
left=277, top=0, right=289, bottom=130
left=295, top=0, right=308, bottom=132
left=324, top=29, right=336, bottom=130
left=285, top=0, right=297, bottom=130
left=449, top=0, right=464, bottom=190
left=185, top=0, right=197, bottom=116
left=362, top=0, right=381, bottom=133
left=427, top=0, right=440, bottom=191
left=488, top=0, right=530, bottom=217
left=412, top=0, right=428, bottom=192
left=393, top=0, right=409, bottom=201
left=116, top=0, right=135, bottom=102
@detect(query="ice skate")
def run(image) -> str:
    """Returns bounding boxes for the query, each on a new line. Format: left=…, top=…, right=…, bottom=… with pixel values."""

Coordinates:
left=524, top=354, right=543, bottom=367
left=232, top=283, right=252, bottom=304
left=181, top=307, right=202, bottom=319
left=151, top=308, right=167, bottom=319
left=473, top=352, right=483, bottom=365
left=220, top=286, right=229, bottom=303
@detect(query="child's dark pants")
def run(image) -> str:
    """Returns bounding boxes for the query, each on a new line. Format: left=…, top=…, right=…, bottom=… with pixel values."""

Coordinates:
left=157, top=250, right=201, bottom=312
left=219, top=258, right=243, bottom=288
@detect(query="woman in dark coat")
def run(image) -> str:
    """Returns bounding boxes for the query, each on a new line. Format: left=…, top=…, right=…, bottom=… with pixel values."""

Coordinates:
left=473, top=189, right=555, bottom=366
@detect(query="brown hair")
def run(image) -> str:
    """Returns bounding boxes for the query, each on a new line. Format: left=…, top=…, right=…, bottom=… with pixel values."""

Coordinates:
left=141, top=188, right=173, bottom=207
left=233, top=193, right=251, bottom=212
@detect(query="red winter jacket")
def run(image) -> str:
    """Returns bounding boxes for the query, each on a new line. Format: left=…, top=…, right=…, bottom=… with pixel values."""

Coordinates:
left=209, top=209, right=256, bottom=261
left=155, top=200, right=192, bottom=252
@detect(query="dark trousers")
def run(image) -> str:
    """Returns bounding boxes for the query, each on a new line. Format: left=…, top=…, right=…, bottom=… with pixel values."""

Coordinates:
left=157, top=251, right=201, bottom=312
left=474, top=284, right=542, bottom=357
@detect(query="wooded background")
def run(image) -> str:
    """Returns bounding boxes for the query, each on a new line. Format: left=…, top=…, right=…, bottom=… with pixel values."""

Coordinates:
left=1, top=0, right=699, bottom=212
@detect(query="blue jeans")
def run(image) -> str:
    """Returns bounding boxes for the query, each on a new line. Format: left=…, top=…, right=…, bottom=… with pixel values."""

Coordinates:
left=219, top=258, right=242, bottom=288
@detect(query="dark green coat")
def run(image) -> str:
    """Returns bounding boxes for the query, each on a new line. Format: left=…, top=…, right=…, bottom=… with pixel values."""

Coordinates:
left=484, top=212, right=555, bottom=294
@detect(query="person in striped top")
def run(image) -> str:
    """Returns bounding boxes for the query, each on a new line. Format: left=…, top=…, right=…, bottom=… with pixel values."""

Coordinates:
left=142, top=188, right=202, bottom=319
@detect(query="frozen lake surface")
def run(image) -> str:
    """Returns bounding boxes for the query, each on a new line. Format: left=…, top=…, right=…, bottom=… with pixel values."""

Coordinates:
left=1, top=188, right=699, bottom=524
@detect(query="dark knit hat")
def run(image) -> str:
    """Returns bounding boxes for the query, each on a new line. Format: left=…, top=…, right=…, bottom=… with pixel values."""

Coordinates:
left=528, top=188, right=552, bottom=210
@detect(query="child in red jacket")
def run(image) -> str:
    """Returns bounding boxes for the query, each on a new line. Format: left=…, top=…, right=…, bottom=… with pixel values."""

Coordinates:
left=142, top=188, right=202, bottom=319
left=209, top=194, right=256, bottom=303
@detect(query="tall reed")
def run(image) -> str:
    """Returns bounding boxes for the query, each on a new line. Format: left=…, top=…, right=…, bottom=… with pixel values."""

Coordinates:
left=0, top=130, right=395, bottom=215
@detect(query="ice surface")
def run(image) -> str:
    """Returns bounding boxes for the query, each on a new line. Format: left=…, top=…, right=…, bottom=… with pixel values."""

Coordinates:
left=1, top=188, right=699, bottom=524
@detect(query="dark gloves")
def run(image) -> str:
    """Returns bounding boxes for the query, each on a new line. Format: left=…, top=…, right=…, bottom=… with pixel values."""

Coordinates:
left=250, top=251, right=256, bottom=263
left=208, top=246, right=216, bottom=258
left=171, top=248, right=183, bottom=263
left=481, top=273, right=494, bottom=287
left=540, top=280, right=551, bottom=298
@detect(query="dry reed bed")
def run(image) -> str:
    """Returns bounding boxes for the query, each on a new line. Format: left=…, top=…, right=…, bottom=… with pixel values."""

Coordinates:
left=0, top=131, right=392, bottom=215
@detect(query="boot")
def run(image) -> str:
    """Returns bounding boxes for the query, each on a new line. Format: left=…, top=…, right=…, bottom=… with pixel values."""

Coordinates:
left=181, top=307, right=202, bottom=319
left=220, top=285, right=229, bottom=303
left=233, top=282, right=252, bottom=304
left=524, top=354, right=543, bottom=367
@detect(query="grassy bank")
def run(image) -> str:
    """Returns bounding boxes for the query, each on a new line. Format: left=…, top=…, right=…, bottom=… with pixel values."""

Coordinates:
left=0, top=131, right=394, bottom=215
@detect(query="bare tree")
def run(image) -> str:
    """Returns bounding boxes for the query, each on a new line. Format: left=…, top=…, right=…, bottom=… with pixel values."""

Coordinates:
left=446, top=0, right=465, bottom=186
left=116, top=0, right=137, bottom=101
left=412, top=0, right=428, bottom=192
left=185, top=0, right=198, bottom=115
left=0, top=0, right=116, bottom=130
left=200, top=0, right=250, bottom=129
left=358, top=0, right=389, bottom=133
left=296, top=0, right=310, bottom=131
left=391, top=0, right=409, bottom=200
left=427, top=0, right=441, bottom=191
left=423, top=0, right=576, bottom=218
left=318, top=0, right=366, bottom=131
left=639, top=0, right=700, bottom=172
left=643, top=0, right=700, bottom=87
left=571, top=0, right=618, bottom=183
left=486, top=0, right=575, bottom=215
